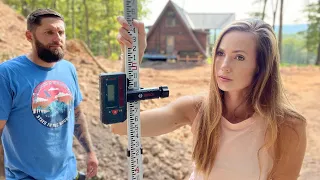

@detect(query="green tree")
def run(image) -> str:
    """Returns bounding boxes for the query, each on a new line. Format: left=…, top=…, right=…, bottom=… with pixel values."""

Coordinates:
left=301, top=0, right=320, bottom=65
left=282, top=34, right=315, bottom=64
left=3, top=0, right=150, bottom=59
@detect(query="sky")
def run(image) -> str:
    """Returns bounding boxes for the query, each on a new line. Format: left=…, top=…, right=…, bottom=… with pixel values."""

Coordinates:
left=141, top=0, right=318, bottom=26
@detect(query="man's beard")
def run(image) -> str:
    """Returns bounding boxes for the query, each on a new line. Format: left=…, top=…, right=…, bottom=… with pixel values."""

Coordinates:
left=35, top=38, right=64, bottom=63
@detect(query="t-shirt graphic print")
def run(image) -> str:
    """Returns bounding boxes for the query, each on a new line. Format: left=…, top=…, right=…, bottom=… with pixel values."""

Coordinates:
left=32, top=80, right=73, bottom=128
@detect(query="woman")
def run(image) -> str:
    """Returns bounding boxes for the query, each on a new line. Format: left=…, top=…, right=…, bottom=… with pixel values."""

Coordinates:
left=113, top=16, right=307, bottom=180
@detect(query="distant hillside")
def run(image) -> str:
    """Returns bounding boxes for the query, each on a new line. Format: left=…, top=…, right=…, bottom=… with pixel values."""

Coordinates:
left=212, top=24, right=309, bottom=34
left=209, top=24, right=309, bottom=44
left=274, top=24, right=308, bottom=34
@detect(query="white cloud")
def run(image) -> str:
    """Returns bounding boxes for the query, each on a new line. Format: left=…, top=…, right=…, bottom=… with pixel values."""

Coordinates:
left=55, top=92, right=71, bottom=98
left=48, top=87, right=59, bottom=91
left=34, top=97, right=48, bottom=103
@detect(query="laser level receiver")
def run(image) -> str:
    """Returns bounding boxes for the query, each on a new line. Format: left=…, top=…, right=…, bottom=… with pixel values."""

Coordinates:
left=99, top=73, right=169, bottom=124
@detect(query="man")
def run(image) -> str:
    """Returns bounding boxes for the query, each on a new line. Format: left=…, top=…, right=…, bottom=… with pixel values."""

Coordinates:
left=0, top=9, right=98, bottom=180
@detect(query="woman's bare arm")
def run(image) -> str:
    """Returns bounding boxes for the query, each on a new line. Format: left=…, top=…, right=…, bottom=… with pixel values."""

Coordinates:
left=111, top=95, right=202, bottom=137
left=272, top=118, right=307, bottom=180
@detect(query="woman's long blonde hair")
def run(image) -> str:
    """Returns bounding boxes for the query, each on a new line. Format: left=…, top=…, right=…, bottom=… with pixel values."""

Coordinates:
left=192, top=19, right=305, bottom=179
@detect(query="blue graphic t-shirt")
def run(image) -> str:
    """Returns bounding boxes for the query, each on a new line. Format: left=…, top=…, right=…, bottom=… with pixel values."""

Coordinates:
left=0, top=55, right=83, bottom=180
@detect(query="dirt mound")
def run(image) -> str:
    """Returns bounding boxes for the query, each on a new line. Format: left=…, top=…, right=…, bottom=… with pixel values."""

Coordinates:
left=0, top=2, right=30, bottom=58
left=65, top=39, right=94, bottom=62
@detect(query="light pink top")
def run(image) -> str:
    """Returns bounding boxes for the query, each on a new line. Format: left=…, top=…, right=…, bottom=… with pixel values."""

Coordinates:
left=190, top=113, right=273, bottom=180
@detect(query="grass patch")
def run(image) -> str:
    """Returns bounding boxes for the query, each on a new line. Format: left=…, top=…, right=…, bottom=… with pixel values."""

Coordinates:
left=206, top=57, right=213, bottom=64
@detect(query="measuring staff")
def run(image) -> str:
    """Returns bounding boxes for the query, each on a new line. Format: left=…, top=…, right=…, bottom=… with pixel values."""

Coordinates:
left=99, top=0, right=169, bottom=179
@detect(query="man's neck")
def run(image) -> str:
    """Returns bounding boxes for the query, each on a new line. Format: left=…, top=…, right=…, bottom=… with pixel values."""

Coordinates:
left=27, top=52, right=56, bottom=68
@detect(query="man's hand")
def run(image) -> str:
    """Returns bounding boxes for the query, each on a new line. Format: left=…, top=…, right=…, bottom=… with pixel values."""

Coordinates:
left=86, top=152, right=99, bottom=178
left=116, top=16, right=147, bottom=64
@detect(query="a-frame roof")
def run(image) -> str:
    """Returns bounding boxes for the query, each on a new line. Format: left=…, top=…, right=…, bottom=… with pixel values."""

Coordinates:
left=147, top=0, right=207, bottom=56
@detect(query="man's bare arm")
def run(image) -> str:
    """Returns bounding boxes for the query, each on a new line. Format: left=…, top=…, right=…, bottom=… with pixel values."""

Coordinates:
left=73, top=106, right=94, bottom=153
left=0, top=121, right=7, bottom=177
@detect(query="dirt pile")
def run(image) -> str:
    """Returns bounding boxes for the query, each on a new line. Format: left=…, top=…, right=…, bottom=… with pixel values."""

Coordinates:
left=1, top=1, right=320, bottom=180
left=0, top=2, right=30, bottom=58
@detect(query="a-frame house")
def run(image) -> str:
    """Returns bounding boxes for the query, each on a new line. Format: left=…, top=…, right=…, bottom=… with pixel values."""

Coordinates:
left=144, top=0, right=235, bottom=62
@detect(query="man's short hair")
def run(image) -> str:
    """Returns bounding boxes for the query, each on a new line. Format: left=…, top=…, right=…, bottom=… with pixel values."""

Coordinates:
left=27, top=8, right=64, bottom=31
